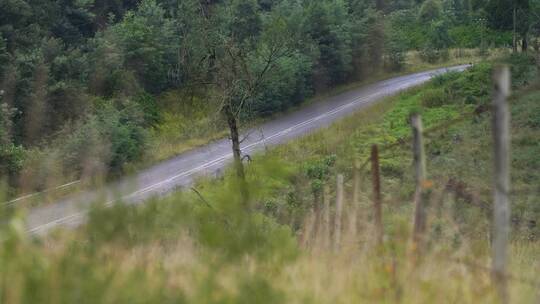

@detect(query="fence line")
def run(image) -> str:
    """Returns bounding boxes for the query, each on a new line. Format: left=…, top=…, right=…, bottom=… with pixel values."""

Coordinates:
left=299, top=66, right=539, bottom=296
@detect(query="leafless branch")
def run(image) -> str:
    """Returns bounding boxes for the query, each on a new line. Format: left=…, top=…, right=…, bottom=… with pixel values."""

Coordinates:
left=190, top=187, right=214, bottom=210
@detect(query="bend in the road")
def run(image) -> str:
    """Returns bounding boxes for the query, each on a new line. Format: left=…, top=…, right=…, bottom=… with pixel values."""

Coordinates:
left=25, top=65, right=470, bottom=234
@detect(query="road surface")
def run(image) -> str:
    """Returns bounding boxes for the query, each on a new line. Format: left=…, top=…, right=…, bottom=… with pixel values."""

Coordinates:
left=24, top=65, right=469, bottom=234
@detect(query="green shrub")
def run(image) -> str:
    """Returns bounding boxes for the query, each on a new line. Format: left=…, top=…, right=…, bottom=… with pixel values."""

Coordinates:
left=94, top=99, right=148, bottom=173
left=304, top=155, right=336, bottom=194
left=418, top=0, right=442, bottom=22
left=0, top=143, right=25, bottom=180
left=253, top=52, right=313, bottom=116
left=421, top=87, right=448, bottom=108
left=505, top=53, right=538, bottom=87
left=419, top=45, right=449, bottom=63
left=419, top=45, right=439, bottom=63
left=0, top=102, right=25, bottom=183
left=445, top=63, right=492, bottom=105
left=135, top=92, right=160, bottom=127
left=385, top=42, right=407, bottom=71
left=57, top=98, right=148, bottom=177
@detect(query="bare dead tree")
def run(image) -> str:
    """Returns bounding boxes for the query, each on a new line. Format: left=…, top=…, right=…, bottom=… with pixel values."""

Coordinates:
left=204, top=16, right=294, bottom=206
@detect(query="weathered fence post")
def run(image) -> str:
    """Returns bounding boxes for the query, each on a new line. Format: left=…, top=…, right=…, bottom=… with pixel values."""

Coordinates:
left=353, top=159, right=361, bottom=205
left=411, top=114, right=428, bottom=252
left=371, top=145, right=383, bottom=246
left=334, top=174, right=344, bottom=252
left=348, top=159, right=361, bottom=239
left=491, top=66, right=511, bottom=304
left=313, top=189, right=323, bottom=248
left=300, top=209, right=316, bottom=249
left=322, top=184, right=331, bottom=251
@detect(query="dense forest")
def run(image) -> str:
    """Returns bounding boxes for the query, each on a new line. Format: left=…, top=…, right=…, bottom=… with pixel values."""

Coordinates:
left=1, top=0, right=539, bottom=194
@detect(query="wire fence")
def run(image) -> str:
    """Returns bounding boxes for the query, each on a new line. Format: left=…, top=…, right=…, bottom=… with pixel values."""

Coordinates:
left=298, top=66, right=539, bottom=300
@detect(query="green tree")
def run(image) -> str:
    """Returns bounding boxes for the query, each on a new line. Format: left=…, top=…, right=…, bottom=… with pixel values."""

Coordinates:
left=304, top=0, right=353, bottom=88
left=0, top=100, right=25, bottom=182
left=204, top=0, right=296, bottom=201
left=385, top=22, right=408, bottom=70
left=0, top=35, right=9, bottom=79
left=419, top=0, right=443, bottom=22
left=485, top=0, right=530, bottom=52
left=105, top=0, right=178, bottom=93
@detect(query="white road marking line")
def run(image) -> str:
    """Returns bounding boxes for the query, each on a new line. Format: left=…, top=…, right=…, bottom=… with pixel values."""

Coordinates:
left=5, top=180, right=82, bottom=206
left=29, top=93, right=379, bottom=233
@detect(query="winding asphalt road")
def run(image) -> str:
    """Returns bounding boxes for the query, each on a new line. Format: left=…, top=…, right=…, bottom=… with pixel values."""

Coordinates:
left=24, top=65, right=469, bottom=234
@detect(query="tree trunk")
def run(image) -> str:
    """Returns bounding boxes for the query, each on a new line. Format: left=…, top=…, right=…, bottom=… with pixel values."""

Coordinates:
left=513, top=7, right=517, bottom=53
left=375, top=0, right=385, bottom=11
left=522, top=35, right=528, bottom=53
left=224, top=105, right=244, bottom=178
left=223, top=104, right=249, bottom=205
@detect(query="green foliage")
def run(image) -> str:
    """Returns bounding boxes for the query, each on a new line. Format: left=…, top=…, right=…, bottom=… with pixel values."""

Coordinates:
left=418, top=20, right=452, bottom=63
left=449, top=25, right=512, bottom=49
left=106, top=0, right=178, bottom=93
left=304, top=155, right=336, bottom=193
left=58, top=98, right=148, bottom=176
left=0, top=143, right=25, bottom=180
left=428, top=20, right=452, bottom=50
left=505, top=53, right=538, bottom=87
left=385, top=22, right=408, bottom=70
left=304, top=0, right=354, bottom=87
left=0, top=102, right=25, bottom=181
left=387, top=9, right=428, bottom=49
left=439, top=63, right=492, bottom=105
left=254, top=52, right=313, bottom=115
left=421, top=87, right=448, bottom=108
left=419, top=45, right=449, bottom=63
left=0, top=34, right=9, bottom=78
left=228, top=0, right=262, bottom=45
left=134, top=92, right=160, bottom=127
left=419, top=0, right=443, bottom=22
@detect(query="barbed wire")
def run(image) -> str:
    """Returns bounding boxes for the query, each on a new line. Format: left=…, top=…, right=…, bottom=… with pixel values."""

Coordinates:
left=352, top=108, right=539, bottom=198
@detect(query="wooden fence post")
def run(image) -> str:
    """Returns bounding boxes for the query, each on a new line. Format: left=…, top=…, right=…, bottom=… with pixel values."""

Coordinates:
left=323, top=184, right=331, bottom=251
left=313, top=189, right=323, bottom=248
left=334, top=174, right=344, bottom=252
left=411, top=114, right=428, bottom=252
left=300, top=209, right=316, bottom=249
left=491, top=66, right=511, bottom=304
left=371, top=145, right=383, bottom=246
left=348, top=159, right=361, bottom=239
left=353, top=159, right=361, bottom=205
